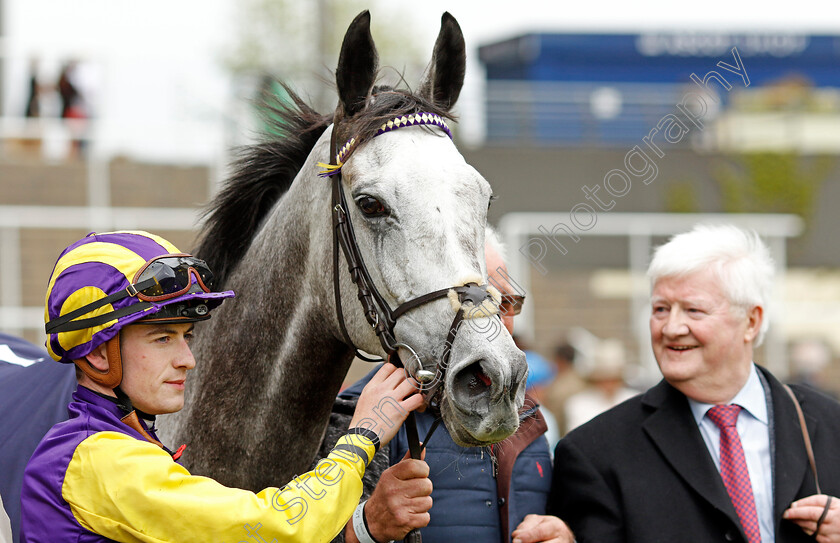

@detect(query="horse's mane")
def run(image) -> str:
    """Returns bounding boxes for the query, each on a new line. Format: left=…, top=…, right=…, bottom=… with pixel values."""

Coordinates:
left=196, top=81, right=454, bottom=287
left=194, top=85, right=329, bottom=285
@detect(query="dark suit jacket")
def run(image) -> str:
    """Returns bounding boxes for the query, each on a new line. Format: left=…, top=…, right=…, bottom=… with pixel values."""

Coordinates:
left=548, top=366, right=840, bottom=542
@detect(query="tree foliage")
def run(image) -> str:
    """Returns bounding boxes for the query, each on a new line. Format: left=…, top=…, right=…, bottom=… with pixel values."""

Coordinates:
left=664, top=152, right=835, bottom=229
left=222, top=0, right=427, bottom=109
left=715, top=152, right=835, bottom=225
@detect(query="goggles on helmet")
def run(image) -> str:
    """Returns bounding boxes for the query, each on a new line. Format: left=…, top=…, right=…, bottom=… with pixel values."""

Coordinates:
left=46, top=254, right=215, bottom=334
left=131, top=254, right=214, bottom=302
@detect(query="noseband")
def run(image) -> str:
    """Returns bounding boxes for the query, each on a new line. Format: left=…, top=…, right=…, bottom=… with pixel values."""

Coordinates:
left=320, top=112, right=500, bottom=407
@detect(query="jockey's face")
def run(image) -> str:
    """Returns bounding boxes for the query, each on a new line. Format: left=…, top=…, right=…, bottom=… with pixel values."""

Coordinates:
left=118, top=323, right=196, bottom=415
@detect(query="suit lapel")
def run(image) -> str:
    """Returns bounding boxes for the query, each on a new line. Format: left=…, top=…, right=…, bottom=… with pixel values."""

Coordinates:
left=763, top=368, right=814, bottom=522
left=642, top=380, right=745, bottom=533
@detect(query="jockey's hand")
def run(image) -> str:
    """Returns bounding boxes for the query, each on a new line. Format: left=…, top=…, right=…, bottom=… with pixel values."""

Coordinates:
left=349, top=362, right=424, bottom=446
left=345, top=449, right=433, bottom=543
left=784, top=494, right=840, bottom=542
left=512, top=514, right=575, bottom=543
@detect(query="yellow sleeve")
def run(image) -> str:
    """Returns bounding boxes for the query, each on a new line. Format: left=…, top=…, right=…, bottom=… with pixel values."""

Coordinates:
left=62, top=431, right=375, bottom=543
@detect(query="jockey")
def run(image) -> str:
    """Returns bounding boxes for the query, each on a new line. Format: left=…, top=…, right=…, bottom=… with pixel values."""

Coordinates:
left=20, top=231, right=426, bottom=542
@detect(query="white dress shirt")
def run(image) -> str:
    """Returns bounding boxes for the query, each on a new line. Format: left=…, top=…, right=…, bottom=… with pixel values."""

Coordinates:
left=688, top=363, right=774, bottom=543
left=0, top=492, right=12, bottom=543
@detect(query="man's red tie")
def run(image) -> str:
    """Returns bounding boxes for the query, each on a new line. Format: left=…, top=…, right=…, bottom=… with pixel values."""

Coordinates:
left=707, top=404, right=761, bottom=543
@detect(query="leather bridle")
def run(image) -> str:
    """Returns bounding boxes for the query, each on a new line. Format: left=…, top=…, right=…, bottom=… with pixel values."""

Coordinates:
left=324, top=111, right=501, bottom=409
left=322, top=111, right=504, bottom=543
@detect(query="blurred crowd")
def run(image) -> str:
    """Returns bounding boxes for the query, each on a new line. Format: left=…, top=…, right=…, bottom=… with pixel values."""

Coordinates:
left=21, top=59, right=91, bottom=158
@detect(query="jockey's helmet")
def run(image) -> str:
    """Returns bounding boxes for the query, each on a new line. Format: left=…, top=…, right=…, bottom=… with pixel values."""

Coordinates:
left=44, top=231, right=234, bottom=388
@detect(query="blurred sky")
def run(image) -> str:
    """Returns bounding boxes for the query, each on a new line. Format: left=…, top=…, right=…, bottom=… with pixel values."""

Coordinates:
left=3, top=0, right=839, bottom=161
left=413, top=0, right=840, bottom=41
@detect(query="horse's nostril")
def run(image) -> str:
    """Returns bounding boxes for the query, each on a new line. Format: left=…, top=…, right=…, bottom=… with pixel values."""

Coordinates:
left=453, top=361, right=493, bottom=401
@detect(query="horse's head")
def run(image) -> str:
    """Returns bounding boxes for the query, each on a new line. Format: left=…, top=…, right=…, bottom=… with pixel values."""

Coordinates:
left=329, top=11, right=527, bottom=447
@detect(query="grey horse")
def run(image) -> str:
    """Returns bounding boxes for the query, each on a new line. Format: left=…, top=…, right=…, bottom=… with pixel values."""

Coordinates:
left=160, top=11, right=527, bottom=492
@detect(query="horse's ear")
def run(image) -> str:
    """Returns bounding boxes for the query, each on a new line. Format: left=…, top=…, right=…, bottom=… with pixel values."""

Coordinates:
left=419, top=12, right=466, bottom=111
left=336, top=10, right=378, bottom=118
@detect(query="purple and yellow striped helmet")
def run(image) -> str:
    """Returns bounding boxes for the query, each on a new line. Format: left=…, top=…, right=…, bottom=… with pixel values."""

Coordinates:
left=44, top=231, right=234, bottom=365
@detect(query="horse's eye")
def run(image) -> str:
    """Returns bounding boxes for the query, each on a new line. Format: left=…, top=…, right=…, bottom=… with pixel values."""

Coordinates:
left=356, top=195, right=387, bottom=217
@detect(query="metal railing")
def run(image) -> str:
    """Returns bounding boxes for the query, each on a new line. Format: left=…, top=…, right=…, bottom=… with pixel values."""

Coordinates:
left=0, top=114, right=224, bottom=343
left=485, top=81, right=696, bottom=146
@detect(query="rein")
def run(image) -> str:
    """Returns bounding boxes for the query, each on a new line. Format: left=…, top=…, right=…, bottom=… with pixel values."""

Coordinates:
left=322, top=111, right=500, bottom=542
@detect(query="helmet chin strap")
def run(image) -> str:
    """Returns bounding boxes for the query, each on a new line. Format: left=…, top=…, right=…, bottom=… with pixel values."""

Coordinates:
left=119, top=409, right=164, bottom=448
left=74, top=335, right=124, bottom=389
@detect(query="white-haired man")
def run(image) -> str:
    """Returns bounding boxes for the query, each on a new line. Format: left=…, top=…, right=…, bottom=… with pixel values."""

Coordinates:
left=548, top=224, right=840, bottom=543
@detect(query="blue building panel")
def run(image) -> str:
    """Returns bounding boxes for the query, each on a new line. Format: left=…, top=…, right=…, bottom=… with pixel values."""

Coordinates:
left=478, top=32, right=840, bottom=145
left=480, top=33, right=840, bottom=86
